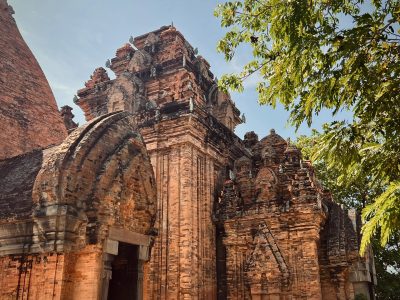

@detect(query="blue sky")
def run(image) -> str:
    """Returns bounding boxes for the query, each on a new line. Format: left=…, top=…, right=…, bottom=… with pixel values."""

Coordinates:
left=9, top=0, right=349, bottom=140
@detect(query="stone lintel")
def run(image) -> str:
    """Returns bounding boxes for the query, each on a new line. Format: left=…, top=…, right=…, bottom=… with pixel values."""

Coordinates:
left=108, top=227, right=151, bottom=246
left=104, top=237, right=150, bottom=260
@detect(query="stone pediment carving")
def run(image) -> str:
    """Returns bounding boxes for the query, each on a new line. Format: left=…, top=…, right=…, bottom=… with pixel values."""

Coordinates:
left=255, top=167, right=278, bottom=201
left=107, top=72, right=146, bottom=113
left=245, top=222, right=290, bottom=287
left=216, top=179, right=244, bottom=218
left=235, top=156, right=252, bottom=179
left=261, top=145, right=277, bottom=165
left=0, top=112, right=157, bottom=255
left=145, top=32, right=159, bottom=46
left=127, top=50, right=152, bottom=73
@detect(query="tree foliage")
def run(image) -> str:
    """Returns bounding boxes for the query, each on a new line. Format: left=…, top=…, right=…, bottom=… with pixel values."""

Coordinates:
left=215, top=0, right=400, bottom=253
left=372, top=233, right=400, bottom=299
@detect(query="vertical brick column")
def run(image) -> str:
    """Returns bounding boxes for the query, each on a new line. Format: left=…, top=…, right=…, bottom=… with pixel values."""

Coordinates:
left=178, top=144, right=194, bottom=299
left=145, top=136, right=221, bottom=299
left=167, top=147, right=180, bottom=299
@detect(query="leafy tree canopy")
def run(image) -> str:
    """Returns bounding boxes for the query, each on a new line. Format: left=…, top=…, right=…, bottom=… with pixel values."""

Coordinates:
left=215, top=0, right=400, bottom=254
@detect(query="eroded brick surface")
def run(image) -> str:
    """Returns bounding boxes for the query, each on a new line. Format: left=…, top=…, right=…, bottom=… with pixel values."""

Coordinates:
left=0, top=0, right=67, bottom=160
left=0, top=246, right=103, bottom=300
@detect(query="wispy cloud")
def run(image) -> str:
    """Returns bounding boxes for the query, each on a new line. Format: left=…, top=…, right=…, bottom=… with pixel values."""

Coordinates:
left=51, top=82, right=76, bottom=94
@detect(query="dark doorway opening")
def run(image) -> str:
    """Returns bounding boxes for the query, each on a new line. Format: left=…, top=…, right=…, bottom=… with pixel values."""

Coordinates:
left=107, top=242, right=139, bottom=300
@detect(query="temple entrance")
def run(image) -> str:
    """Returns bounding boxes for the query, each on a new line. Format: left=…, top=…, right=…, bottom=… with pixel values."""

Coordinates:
left=107, top=242, right=139, bottom=300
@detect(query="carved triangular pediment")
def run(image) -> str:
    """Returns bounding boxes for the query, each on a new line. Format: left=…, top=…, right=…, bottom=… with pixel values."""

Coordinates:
left=245, top=222, right=290, bottom=286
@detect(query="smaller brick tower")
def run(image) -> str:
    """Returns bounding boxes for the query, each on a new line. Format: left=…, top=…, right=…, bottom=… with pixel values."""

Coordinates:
left=215, top=130, right=376, bottom=299
left=76, top=26, right=245, bottom=299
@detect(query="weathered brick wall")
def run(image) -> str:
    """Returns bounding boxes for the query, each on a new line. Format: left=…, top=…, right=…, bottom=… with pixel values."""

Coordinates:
left=0, top=253, right=65, bottom=300
left=0, top=0, right=67, bottom=160
left=0, top=245, right=103, bottom=300
left=141, top=115, right=234, bottom=299
left=60, top=246, right=103, bottom=300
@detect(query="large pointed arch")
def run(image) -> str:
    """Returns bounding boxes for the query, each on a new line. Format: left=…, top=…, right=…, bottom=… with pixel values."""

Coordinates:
left=32, top=111, right=157, bottom=252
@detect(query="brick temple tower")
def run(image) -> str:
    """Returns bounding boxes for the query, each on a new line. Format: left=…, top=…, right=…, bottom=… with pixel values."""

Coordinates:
left=0, top=1, right=376, bottom=297
left=76, top=26, right=245, bottom=299
left=75, top=26, right=375, bottom=300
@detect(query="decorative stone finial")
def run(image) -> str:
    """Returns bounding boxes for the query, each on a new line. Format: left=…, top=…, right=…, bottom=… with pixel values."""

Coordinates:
left=85, top=67, right=110, bottom=89
left=7, top=4, right=14, bottom=15
left=243, top=131, right=259, bottom=148
left=105, top=59, right=111, bottom=68
left=115, top=43, right=134, bottom=59
left=60, top=105, right=78, bottom=133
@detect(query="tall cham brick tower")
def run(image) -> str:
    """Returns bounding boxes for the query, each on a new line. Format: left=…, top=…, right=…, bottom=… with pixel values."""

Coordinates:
left=0, top=0, right=67, bottom=160
left=76, top=26, right=244, bottom=299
